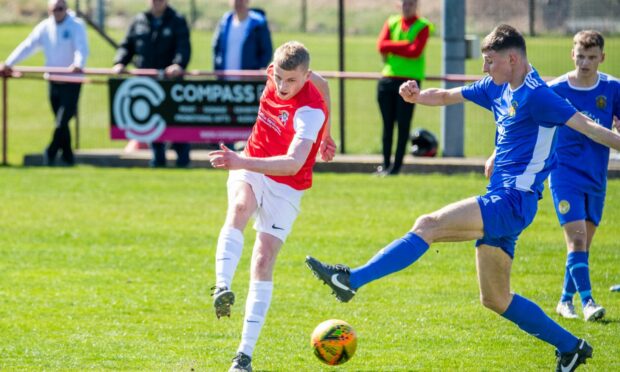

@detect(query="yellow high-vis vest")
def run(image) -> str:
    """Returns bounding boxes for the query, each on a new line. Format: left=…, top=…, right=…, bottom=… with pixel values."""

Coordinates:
left=381, top=15, right=433, bottom=80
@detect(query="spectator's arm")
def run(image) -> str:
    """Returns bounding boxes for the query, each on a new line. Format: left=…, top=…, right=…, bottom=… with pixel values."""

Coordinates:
left=257, top=21, right=273, bottom=69
left=172, top=15, right=191, bottom=69
left=378, top=26, right=429, bottom=59
left=113, top=20, right=136, bottom=66
left=212, top=20, right=223, bottom=70
left=72, top=19, right=89, bottom=69
left=5, top=22, right=45, bottom=67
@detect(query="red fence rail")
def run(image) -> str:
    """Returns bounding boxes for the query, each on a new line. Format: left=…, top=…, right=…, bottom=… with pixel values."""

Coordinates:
left=1, top=66, right=486, bottom=166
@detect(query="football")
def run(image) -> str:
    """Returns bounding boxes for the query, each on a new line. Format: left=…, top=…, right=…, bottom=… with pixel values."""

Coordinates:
left=310, top=319, right=357, bottom=365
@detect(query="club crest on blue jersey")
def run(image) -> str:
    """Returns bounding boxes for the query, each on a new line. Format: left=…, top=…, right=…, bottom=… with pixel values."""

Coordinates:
left=595, top=95, right=607, bottom=109
left=508, top=100, right=518, bottom=117
left=278, top=110, right=289, bottom=124
left=558, top=200, right=570, bottom=214
left=63, top=30, right=71, bottom=39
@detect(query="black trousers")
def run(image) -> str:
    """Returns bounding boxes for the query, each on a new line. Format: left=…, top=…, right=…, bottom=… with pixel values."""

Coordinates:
left=151, top=142, right=191, bottom=167
left=377, top=77, right=418, bottom=174
left=48, top=82, right=82, bottom=164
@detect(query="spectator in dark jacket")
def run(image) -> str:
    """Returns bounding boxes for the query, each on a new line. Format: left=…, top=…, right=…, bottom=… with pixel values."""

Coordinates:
left=113, top=0, right=191, bottom=168
left=213, top=0, right=272, bottom=73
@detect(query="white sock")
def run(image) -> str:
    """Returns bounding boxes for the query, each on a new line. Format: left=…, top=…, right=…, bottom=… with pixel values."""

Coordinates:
left=238, top=281, right=273, bottom=357
left=215, top=226, right=244, bottom=289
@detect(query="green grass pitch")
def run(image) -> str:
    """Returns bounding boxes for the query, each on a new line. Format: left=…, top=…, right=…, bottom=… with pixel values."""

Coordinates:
left=0, top=168, right=619, bottom=370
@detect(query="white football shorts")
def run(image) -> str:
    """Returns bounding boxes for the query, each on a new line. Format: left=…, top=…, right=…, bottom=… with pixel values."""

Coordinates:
left=227, top=169, right=303, bottom=242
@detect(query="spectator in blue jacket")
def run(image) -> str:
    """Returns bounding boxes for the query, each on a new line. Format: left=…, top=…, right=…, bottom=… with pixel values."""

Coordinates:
left=212, top=0, right=272, bottom=73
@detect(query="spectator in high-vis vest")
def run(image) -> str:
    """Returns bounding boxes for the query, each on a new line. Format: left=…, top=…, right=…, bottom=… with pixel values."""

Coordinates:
left=376, top=0, right=432, bottom=176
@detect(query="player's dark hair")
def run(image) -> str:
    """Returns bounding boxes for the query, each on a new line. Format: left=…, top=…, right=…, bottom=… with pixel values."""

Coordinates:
left=273, top=41, right=310, bottom=71
left=481, top=24, right=527, bottom=56
left=573, top=30, right=605, bottom=51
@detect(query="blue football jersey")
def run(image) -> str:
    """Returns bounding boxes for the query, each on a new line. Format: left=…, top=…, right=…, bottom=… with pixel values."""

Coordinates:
left=462, top=67, right=577, bottom=196
left=548, top=72, right=620, bottom=196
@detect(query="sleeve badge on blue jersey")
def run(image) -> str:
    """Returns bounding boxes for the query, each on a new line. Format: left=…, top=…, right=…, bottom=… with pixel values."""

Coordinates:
left=558, top=200, right=570, bottom=215
left=596, top=95, right=607, bottom=110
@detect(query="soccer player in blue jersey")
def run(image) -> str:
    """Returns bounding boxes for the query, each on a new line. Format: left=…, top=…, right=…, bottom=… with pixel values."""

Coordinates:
left=546, top=30, right=620, bottom=322
left=305, top=25, right=620, bottom=371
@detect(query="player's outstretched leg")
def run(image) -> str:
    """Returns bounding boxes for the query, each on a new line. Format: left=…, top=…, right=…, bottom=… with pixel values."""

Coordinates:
left=305, top=232, right=430, bottom=302
left=211, top=285, right=235, bottom=319
left=305, top=256, right=356, bottom=302
left=229, top=351, right=252, bottom=372
left=555, top=339, right=593, bottom=372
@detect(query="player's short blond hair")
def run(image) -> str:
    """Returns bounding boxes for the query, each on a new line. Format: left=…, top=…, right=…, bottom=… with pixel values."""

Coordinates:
left=573, top=30, right=604, bottom=51
left=273, top=41, right=310, bottom=71
left=481, top=24, right=527, bottom=56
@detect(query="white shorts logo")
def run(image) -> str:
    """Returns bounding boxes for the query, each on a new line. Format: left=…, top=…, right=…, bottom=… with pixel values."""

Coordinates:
left=113, top=77, right=166, bottom=142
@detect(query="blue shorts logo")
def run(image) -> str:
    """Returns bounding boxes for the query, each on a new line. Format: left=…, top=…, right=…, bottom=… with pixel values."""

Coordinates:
left=558, top=200, right=570, bottom=214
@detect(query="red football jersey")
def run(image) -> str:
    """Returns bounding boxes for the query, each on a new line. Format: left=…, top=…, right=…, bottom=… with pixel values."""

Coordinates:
left=244, top=65, right=328, bottom=190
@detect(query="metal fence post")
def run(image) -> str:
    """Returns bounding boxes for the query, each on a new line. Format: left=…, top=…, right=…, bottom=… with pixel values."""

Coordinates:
left=338, top=0, right=345, bottom=154
left=441, top=0, right=465, bottom=157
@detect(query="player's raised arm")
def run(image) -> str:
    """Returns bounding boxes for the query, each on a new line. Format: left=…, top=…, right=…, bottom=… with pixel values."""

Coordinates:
left=399, top=80, right=465, bottom=106
left=566, top=112, right=620, bottom=151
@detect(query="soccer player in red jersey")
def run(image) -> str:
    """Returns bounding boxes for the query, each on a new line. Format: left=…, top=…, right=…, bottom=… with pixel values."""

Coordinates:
left=209, top=41, right=336, bottom=372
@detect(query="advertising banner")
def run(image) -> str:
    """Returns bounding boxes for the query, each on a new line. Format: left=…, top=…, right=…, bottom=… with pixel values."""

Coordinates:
left=109, top=77, right=265, bottom=143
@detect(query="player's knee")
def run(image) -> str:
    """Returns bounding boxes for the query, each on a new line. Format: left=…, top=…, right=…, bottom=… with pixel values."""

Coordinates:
left=231, top=201, right=253, bottom=219
left=479, top=293, right=508, bottom=314
left=252, top=251, right=275, bottom=277
left=411, top=214, right=438, bottom=239
left=567, top=235, right=587, bottom=251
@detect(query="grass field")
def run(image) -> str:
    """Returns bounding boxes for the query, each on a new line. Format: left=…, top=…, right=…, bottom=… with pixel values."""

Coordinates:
left=1, top=21, right=620, bottom=370
left=1, top=25, right=620, bottom=164
left=1, top=168, right=619, bottom=370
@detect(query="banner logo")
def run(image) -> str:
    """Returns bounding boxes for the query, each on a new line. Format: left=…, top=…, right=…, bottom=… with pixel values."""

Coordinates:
left=113, top=77, right=166, bottom=142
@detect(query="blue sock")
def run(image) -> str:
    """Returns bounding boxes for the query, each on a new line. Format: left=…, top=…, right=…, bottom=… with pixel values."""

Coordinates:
left=501, top=294, right=578, bottom=353
left=560, top=262, right=576, bottom=303
left=349, top=232, right=429, bottom=289
left=567, top=252, right=592, bottom=306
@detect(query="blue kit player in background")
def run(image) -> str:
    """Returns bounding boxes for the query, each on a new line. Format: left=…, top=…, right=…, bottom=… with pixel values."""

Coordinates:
left=547, top=30, right=620, bottom=322
left=305, top=25, right=620, bottom=371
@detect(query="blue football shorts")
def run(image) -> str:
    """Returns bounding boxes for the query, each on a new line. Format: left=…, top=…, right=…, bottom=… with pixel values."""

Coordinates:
left=550, top=186, right=604, bottom=226
left=475, top=188, right=539, bottom=259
